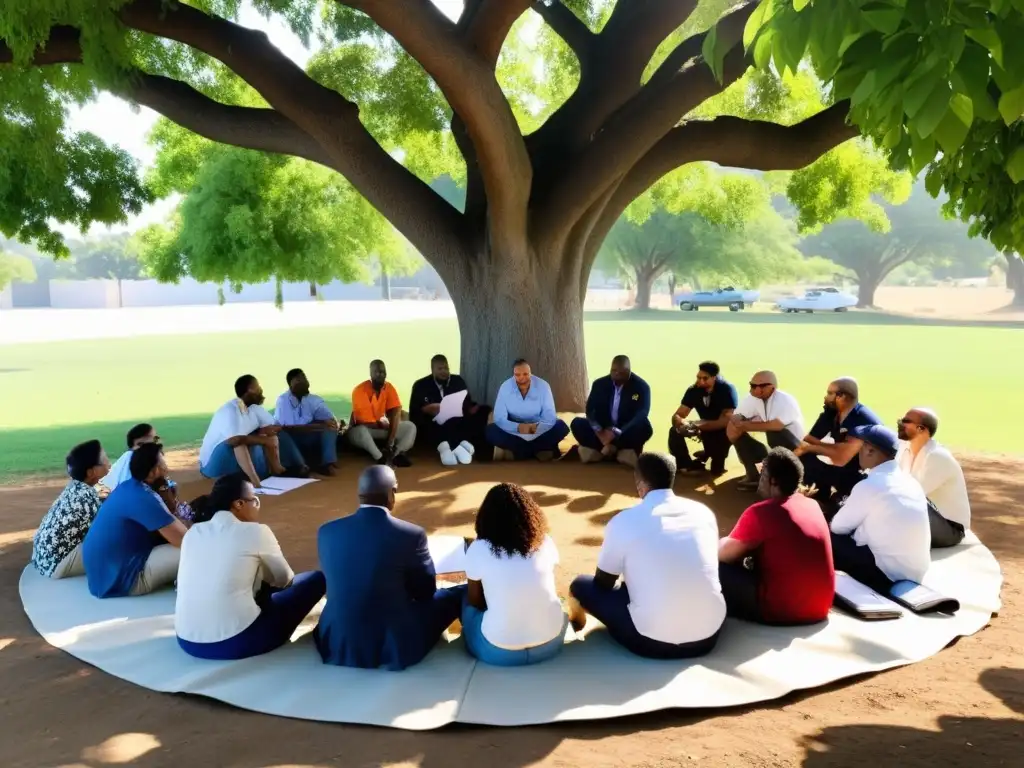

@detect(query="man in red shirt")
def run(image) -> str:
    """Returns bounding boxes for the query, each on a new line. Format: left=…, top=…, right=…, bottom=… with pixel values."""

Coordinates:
left=718, top=447, right=835, bottom=625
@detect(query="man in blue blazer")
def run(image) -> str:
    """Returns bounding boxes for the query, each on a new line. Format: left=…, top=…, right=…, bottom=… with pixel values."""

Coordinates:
left=314, top=465, right=466, bottom=670
left=570, top=355, right=653, bottom=468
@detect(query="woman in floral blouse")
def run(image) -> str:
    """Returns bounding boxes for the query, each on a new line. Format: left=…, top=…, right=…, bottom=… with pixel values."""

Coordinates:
left=32, top=440, right=111, bottom=579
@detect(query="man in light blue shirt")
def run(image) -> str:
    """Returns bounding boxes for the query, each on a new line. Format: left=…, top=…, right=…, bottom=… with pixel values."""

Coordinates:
left=275, top=368, right=343, bottom=475
left=485, top=359, right=569, bottom=461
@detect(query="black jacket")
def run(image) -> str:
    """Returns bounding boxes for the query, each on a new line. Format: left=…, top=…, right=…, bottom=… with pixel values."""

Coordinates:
left=408, top=374, right=475, bottom=428
left=585, top=373, right=651, bottom=432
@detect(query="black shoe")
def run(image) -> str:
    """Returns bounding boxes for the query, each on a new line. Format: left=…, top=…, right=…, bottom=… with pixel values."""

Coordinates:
left=283, top=466, right=311, bottom=479
left=392, top=453, right=412, bottom=468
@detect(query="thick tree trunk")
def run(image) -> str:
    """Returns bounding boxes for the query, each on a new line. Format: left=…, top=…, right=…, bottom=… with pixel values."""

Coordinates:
left=633, top=266, right=655, bottom=310
left=855, top=270, right=880, bottom=308
left=667, top=274, right=677, bottom=299
left=1006, top=253, right=1024, bottom=306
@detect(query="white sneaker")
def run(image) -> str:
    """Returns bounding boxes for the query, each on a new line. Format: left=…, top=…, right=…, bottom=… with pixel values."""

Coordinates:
left=459, top=440, right=475, bottom=456
left=438, top=441, right=457, bottom=466
left=453, top=445, right=473, bottom=464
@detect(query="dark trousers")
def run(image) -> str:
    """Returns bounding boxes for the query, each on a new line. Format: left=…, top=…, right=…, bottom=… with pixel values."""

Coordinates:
left=400, top=585, right=467, bottom=669
left=801, top=455, right=865, bottom=503
left=289, top=430, right=338, bottom=468
left=570, top=417, right=653, bottom=453
left=418, top=406, right=492, bottom=453
left=668, top=426, right=731, bottom=472
left=486, top=420, right=570, bottom=459
left=732, top=430, right=802, bottom=479
left=718, top=561, right=762, bottom=623
left=569, top=576, right=720, bottom=660
left=830, top=533, right=892, bottom=594
left=929, top=504, right=966, bottom=549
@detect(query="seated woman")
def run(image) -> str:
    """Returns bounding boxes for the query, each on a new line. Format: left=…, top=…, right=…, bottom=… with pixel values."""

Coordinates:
left=32, top=440, right=111, bottom=579
left=175, top=473, right=326, bottom=660
left=462, top=483, right=568, bottom=666
left=718, top=448, right=835, bottom=625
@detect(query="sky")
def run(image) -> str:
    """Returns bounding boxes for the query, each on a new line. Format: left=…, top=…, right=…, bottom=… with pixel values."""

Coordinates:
left=61, top=0, right=466, bottom=237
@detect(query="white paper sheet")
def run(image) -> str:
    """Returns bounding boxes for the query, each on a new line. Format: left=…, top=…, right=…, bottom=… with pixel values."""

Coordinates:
left=434, top=390, right=468, bottom=425
left=256, top=476, right=320, bottom=495
left=428, top=534, right=468, bottom=574
left=253, top=487, right=285, bottom=496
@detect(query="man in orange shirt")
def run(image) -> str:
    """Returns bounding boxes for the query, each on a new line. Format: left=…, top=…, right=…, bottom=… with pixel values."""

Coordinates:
left=347, top=360, right=417, bottom=467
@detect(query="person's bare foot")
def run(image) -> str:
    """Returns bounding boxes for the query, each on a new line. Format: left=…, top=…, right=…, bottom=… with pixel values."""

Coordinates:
left=536, top=451, right=555, bottom=462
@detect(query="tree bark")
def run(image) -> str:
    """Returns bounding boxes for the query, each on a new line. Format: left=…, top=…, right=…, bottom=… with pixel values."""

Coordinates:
left=855, top=270, right=879, bottom=308
left=667, top=274, right=677, bottom=300
left=633, top=266, right=655, bottom=310
left=1006, top=252, right=1024, bottom=306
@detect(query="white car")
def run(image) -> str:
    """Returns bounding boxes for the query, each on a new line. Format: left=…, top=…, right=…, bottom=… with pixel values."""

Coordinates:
left=775, top=288, right=858, bottom=313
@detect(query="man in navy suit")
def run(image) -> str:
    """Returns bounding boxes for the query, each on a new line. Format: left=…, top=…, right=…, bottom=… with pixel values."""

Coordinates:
left=314, top=465, right=466, bottom=670
left=570, top=355, right=653, bottom=468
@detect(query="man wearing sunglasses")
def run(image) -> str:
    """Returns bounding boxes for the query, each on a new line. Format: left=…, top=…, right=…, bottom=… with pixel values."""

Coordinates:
left=727, top=371, right=804, bottom=492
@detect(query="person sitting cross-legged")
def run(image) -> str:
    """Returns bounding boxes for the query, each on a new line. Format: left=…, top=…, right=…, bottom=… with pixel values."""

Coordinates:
left=486, top=359, right=570, bottom=462
left=569, top=452, right=724, bottom=659
left=718, top=448, right=835, bottom=625
left=830, top=425, right=931, bottom=594
left=199, top=375, right=309, bottom=487
left=347, top=359, right=416, bottom=467
left=727, top=371, right=805, bottom=492
left=897, top=407, right=969, bottom=549
left=101, top=423, right=159, bottom=491
left=275, top=368, right=343, bottom=476
left=175, top=473, right=327, bottom=660
left=409, top=354, right=491, bottom=466
left=668, top=361, right=738, bottom=476
left=461, top=483, right=569, bottom=666
left=570, top=355, right=652, bottom=469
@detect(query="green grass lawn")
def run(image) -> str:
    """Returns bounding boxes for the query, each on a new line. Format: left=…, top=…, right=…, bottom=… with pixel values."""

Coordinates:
left=0, top=309, right=1019, bottom=482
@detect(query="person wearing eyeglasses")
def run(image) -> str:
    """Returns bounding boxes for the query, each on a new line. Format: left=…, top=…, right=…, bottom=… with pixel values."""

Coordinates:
left=896, top=408, right=969, bottom=548
left=100, top=423, right=160, bottom=492
left=175, top=473, right=326, bottom=660
left=727, top=371, right=805, bottom=492
left=668, top=361, right=738, bottom=475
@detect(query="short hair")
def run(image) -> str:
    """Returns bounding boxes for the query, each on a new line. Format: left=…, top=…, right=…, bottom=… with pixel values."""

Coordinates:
left=763, top=447, right=804, bottom=497
left=126, top=423, right=153, bottom=449
left=475, top=483, right=548, bottom=558
left=66, top=440, right=103, bottom=482
left=635, top=452, right=676, bottom=490
left=189, top=473, right=250, bottom=525
left=285, top=368, right=304, bottom=385
left=698, top=361, right=720, bottom=377
left=832, top=376, right=859, bottom=400
left=512, top=358, right=529, bottom=368
left=430, top=354, right=448, bottom=365
left=914, top=407, right=939, bottom=436
left=612, top=354, right=630, bottom=367
left=358, top=465, right=397, bottom=506
left=234, top=374, right=257, bottom=398
left=129, top=442, right=164, bottom=481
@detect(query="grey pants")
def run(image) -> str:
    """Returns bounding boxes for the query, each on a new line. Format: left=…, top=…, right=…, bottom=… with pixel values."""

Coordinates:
left=50, top=545, right=85, bottom=579
left=732, top=429, right=802, bottom=478
left=129, top=544, right=181, bottom=596
left=347, top=422, right=417, bottom=460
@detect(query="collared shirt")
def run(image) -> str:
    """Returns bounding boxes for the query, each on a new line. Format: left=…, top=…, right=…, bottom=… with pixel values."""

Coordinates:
left=175, top=510, right=295, bottom=644
left=493, top=375, right=558, bottom=441
left=409, top=374, right=471, bottom=427
left=32, top=479, right=102, bottom=577
left=897, top=439, right=971, bottom=529
left=735, top=389, right=805, bottom=442
left=100, top=450, right=133, bottom=491
left=351, top=380, right=402, bottom=426
left=597, top=489, right=725, bottom=644
left=199, top=399, right=276, bottom=467
left=274, top=391, right=334, bottom=426
left=830, top=461, right=931, bottom=583
left=808, top=402, right=882, bottom=473
left=681, top=378, right=739, bottom=421
left=590, top=383, right=625, bottom=433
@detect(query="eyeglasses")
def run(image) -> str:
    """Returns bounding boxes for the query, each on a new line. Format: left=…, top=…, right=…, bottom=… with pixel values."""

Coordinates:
left=749, top=382, right=772, bottom=390
left=242, top=496, right=261, bottom=509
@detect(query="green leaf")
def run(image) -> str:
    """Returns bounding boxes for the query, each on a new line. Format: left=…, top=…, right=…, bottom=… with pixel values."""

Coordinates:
left=1006, top=146, right=1024, bottom=184
left=971, top=90, right=1001, bottom=121
left=910, top=131, right=936, bottom=175
left=965, top=28, right=1004, bottom=68
left=752, top=29, right=774, bottom=69
left=904, top=67, right=941, bottom=118
left=702, top=23, right=724, bottom=84
left=793, top=0, right=812, bottom=10
left=949, top=93, right=974, bottom=127
left=862, top=6, right=902, bottom=35
left=915, top=81, right=953, bottom=139
left=743, top=0, right=778, bottom=49
left=933, top=107, right=971, bottom=154
left=851, top=71, right=877, bottom=107
left=953, top=43, right=992, bottom=97
left=998, top=85, right=1024, bottom=125
left=839, top=31, right=869, bottom=57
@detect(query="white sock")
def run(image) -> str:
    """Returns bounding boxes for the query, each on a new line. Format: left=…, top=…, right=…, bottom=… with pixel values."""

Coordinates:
left=459, top=440, right=475, bottom=456
left=453, top=445, right=472, bottom=464
left=438, top=442, right=457, bottom=466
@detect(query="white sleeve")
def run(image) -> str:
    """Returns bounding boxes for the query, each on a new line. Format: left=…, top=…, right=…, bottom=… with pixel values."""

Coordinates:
left=830, top=484, right=872, bottom=535
left=257, top=525, right=294, bottom=588
left=464, top=539, right=487, bottom=581
left=917, top=450, right=957, bottom=497
left=541, top=535, right=560, bottom=567
left=596, top=518, right=626, bottom=576
left=734, top=394, right=758, bottom=419
left=775, top=393, right=803, bottom=426
left=253, top=406, right=276, bottom=428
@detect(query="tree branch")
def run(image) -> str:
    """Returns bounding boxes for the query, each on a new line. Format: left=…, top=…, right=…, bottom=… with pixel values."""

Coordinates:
left=533, top=1, right=595, bottom=60
left=0, top=26, right=82, bottom=65
left=462, top=0, right=534, bottom=64
left=601, top=0, right=700, bottom=82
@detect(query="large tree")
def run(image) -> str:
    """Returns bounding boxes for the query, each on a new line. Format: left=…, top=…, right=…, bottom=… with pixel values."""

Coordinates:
left=2, top=1, right=1020, bottom=406
left=0, top=251, right=36, bottom=292
left=1003, top=251, right=1024, bottom=305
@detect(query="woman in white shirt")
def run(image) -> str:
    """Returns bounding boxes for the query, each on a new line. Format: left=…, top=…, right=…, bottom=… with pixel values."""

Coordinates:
left=175, top=473, right=325, bottom=660
left=461, top=483, right=568, bottom=666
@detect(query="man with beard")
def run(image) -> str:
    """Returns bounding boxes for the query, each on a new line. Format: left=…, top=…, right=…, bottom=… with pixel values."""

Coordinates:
left=275, top=368, right=343, bottom=476
left=668, top=361, right=738, bottom=475
left=409, top=354, right=491, bottom=465
left=348, top=359, right=417, bottom=467
left=199, top=374, right=309, bottom=486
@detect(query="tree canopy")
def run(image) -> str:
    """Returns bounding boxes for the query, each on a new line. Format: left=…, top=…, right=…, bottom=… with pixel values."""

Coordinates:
left=0, top=251, right=36, bottom=291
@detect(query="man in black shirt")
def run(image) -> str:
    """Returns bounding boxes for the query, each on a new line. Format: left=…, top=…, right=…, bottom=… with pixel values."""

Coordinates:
left=668, top=361, right=738, bottom=475
left=409, top=354, right=492, bottom=464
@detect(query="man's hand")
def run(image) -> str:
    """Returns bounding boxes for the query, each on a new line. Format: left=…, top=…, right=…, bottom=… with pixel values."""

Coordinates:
left=324, top=418, right=339, bottom=432
left=793, top=442, right=810, bottom=457
left=597, top=428, right=614, bottom=447
left=528, top=423, right=539, bottom=434
left=376, top=418, right=390, bottom=430
left=157, top=485, right=178, bottom=514
left=798, top=482, right=819, bottom=498
left=423, top=403, right=441, bottom=417
left=517, top=423, right=533, bottom=435
left=672, top=413, right=684, bottom=432
left=97, top=485, right=111, bottom=501
left=600, top=443, right=616, bottom=457
left=468, top=404, right=480, bottom=415
left=694, top=420, right=708, bottom=432
left=258, top=425, right=281, bottom=436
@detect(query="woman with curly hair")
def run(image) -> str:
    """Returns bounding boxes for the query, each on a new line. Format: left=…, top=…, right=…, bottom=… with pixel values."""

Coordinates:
left=462, top=483, right=568, bottom=666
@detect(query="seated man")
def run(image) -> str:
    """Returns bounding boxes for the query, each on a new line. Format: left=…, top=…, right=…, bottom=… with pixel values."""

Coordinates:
left=718, top=448, right=834, bottom=625
left=727, top=371, right=804, bottom=491
left=347, top=360, right=416, bottom=467
left=486, top=359, right=570, bottom=462
left=668, top=361, right=738, bottom=475
left=409, top=354, right=491, bottom=466
left=569, top=452, right=724, bottom=659
left=101, top=423, right=158, bottom=491
left=199, top=375, right=308, bottom=486
left=830, top=425, right=931, bottom=594
left=570, top=355, right=652, bottom=469
left=314, top=466, right=466, bottom=670
left=82, top=443, right=188, bottom=598
left=275, top=368, right=343, bottom=476
left=795, top=377, right=881, bottom=506
left=897, top=407, right=969, bottom=548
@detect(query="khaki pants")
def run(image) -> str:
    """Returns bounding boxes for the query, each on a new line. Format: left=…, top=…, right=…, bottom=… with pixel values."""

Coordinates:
left=347, top=422, right=417, bottom=460
left=130, top=544, right=181, bottom=596
left=50, top=545, right=85, bottom=579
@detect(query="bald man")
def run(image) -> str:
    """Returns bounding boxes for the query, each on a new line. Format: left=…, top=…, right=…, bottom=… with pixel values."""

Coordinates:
left=794, top=377, right=881, bottom=506
left=727, top=371, right=805, bottom=491
left=313, top=465, right=466, bottom=670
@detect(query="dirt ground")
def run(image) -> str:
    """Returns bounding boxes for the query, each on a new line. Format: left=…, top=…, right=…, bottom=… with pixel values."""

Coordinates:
left=1, top=449, right=1021, bottom=768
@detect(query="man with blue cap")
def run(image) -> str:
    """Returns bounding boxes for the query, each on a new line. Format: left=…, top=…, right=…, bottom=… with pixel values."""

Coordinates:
left=829, top=424, right=931, bottom=593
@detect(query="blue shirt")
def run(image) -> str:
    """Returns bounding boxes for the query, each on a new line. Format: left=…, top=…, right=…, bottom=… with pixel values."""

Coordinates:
left=809, top=402, right=882, bottom=474
left=493, top=376, right=558, bottom=440
left=274, top=392, right=335, bottom=426
left=82, top=479, right=176, bottom=598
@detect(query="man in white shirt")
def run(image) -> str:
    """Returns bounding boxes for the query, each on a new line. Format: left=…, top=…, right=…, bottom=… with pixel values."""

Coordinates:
left=727, top=370, right=805, bottom=491
left=101, top=422, right=158, bottom=491
left=199, top=375, right=309, bottom=487
left=897, top=407, right=969, bottom=548
left=830, top=425, right=931, bottom=593
left=569, top=452, right=725, bottom=659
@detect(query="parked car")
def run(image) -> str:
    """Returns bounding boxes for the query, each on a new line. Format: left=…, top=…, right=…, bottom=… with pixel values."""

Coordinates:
left=775, top=288, right=858, bottom=313
left=674, top=286, right=760, bottom=311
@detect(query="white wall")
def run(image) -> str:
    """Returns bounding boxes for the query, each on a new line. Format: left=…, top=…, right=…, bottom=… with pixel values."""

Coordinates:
left=0, top=284, right=12, bottom=310
left=49, top=280, right=120, bottom=309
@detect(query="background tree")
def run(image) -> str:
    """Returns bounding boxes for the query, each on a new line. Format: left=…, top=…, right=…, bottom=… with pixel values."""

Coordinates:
left=0, top=251, right=36, bottom=292
left=55, top=233, right=146, bottom=280
left=1002, top=251, right=1024, bottom=306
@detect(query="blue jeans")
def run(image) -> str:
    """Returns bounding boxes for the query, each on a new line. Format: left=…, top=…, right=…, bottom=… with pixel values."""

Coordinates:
left=461, top=600, right=567, bottom=666
left=570, top=575, right=720, bottom=660
left=200, top=431, right=306, bottom=479
left=178, top=571, right=327, bottom=660
left=485, top=420, right=570, bottom=459
left=288, top=429, right=338, bottom=467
